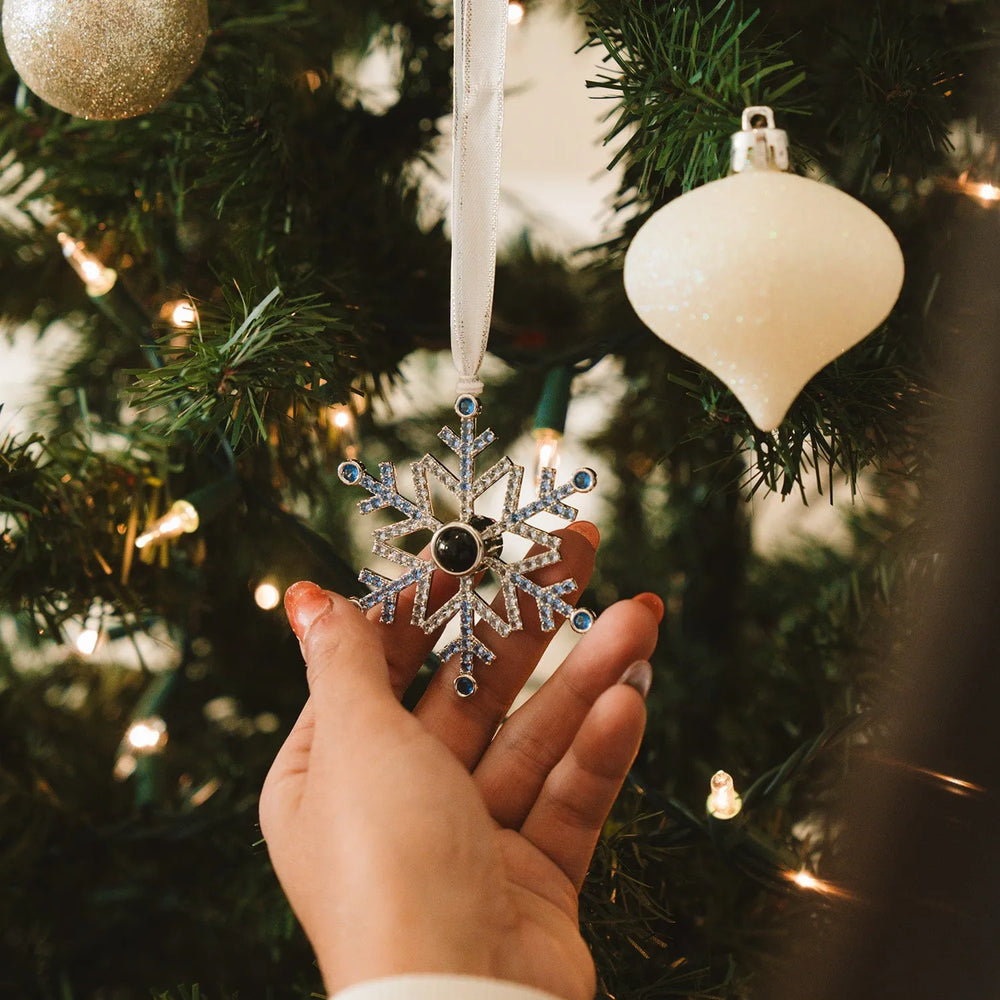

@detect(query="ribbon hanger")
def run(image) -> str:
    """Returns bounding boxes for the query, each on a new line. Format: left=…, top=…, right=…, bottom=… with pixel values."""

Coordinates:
left=449, top=0, right=508, bottom=397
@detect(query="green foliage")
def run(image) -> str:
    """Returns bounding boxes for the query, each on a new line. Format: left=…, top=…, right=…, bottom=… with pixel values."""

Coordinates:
left=0, top=0, right=998, bottom=997
left=129, top=285, right=358, bottom=452
left=0, top=420, right=171, bottom=628
left=583, top=0, right=806, bottom=202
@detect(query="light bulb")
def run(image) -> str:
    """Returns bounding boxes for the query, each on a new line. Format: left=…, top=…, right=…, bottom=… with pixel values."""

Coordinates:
left=167, top=299, right=198, bottom=328
left=126, top=716, right=167, bottom=752
left=135, top=499, right=200, bottom=549
left=706, top=769, right=742, bottom=819
left=327, top=403, right=359, bottom=459
left=253, top=581, right=282, bottom=610
left=58, top=232, right=117, bottom=296
left=75, top=626, right=100, bottom=656
left=624, top=106, right=905, bottom=431
left=533, top=427, right=562, bottom=483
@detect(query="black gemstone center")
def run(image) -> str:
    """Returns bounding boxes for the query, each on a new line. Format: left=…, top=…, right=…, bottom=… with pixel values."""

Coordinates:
left=432, top=523, right=482, bottom=575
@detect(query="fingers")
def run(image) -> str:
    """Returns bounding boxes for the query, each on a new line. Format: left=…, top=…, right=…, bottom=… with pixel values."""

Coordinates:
left=412, top=522, right=599, bottom=769
left=364, top=548, right=461, bottom=698
left=519, top=683, right=647, bottom=891
left=284, top=581, right=399, bottom=733
left=259, top=696, right=316, bottom=845
left=475, top=594, right=660, bottom=828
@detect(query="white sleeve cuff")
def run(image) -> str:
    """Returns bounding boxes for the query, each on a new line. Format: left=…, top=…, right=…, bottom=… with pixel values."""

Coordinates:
left=331, top=973, right=564, bottom=1000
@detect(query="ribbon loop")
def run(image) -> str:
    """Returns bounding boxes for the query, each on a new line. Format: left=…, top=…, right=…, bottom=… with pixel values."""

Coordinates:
left=450, top=0, right=508, bottom=395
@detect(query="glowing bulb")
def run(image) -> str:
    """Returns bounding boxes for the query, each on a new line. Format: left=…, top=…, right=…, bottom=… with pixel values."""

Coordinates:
left=507, top=0, right=525, bottom=25
left=170, top=300, right=198, bottom=328
left=327, top=403, right=360, bottom=459
left=254, top=581, right=282, bottom=610
left=126, top=716, right=167, bottom=752
left=75, top=627, right=100, bottom=656
left=57, top=232, right=117, bottom=296
left=706, top=769, right=742, bottom=819
left=974, top=182, right=1000, bottom=204
left=135, top=499, right=200, bottom=549
left=785, top=867, right=854, bottom=900
left=533, top=427, right=562, bottom=476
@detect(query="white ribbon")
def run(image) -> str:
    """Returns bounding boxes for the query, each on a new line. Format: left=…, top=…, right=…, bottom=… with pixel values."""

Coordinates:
left=450, top=0, right=508, bottom=397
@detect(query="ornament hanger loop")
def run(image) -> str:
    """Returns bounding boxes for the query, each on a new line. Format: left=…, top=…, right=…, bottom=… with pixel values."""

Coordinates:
left=449, top=0, right=508, bottom=396
left=731, top=105, right=789, bottom=173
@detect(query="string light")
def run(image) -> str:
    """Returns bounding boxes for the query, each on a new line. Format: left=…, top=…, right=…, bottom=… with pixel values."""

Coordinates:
left=135, top=499, right=200, bottom=549
left=127, top=716, right=168, bottom=751
left=160, top=298, right=199, bottom=328
left=326, top=402, right=360, bottom=459
left=533, top=426, right=562, bottom=476
left=507, top=0, right=525, bottom=25
left=938, top=171, right=1000, bottom=207
left=75, top=625, right=101, bottom=656
left=58, top=232, right=117, bottom=297
left=786, top=867, right=854, bottom=901
left=253, top=580, right=282, bottom=610
left=706, top=769, right=743, bottom=820
left=73, top=601, right=104, bottom=655
left=532, top=367, right=574, bottom=484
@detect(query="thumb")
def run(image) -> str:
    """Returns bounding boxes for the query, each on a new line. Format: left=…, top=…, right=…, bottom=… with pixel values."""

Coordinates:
left=284, top=581, right=396, bottom=726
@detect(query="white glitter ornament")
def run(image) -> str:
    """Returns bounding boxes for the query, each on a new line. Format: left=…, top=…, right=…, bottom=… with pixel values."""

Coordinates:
left=624, top=106, right=905, bottom=431
left=2, top=0, right=208, bottom=120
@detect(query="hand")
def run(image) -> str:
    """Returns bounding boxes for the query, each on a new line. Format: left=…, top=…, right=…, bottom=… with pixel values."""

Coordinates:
left=259, top=523, right=661, bottom=999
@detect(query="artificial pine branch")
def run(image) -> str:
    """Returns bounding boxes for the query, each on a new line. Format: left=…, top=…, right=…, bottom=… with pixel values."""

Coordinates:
left=583, top=0, right=806, bottom=203
left=129, top=285, right=358, bottom=451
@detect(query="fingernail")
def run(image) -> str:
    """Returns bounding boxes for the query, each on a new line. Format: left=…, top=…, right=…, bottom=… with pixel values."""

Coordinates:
left=284, top=581, right=333, bottom=641
left=565, top=520, right=600, bottom=550
left=618, top=660, right=652, bottom=699
left=633, top=592, right=664, bottom=624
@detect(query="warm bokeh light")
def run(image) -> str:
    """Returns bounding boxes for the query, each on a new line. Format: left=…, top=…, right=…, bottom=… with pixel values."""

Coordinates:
left=707, top=769, right=743, bottom=819
left=135, top=500, right=200, bottom=549
left=253, top=581, right=282, bottom=610
left=75, top=627, right=100, bottom=656
left=170, top=300, right=198, bottom=328
left=507, top=1, right=525, bottom=26
left=533, top=428, right=562, bottom=481
left=126, top=717, right=167, bottom=751
left=57, top=232, right=117, bottom=296
left=786, top=868, right=855, bottom=901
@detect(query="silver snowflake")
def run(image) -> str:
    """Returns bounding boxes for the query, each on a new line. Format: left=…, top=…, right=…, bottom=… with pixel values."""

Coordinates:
left=337, top=393, right=597, bottom=697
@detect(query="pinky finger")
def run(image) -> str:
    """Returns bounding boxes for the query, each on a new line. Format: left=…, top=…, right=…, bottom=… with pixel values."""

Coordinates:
left=519, top=682, right=647, bottom=892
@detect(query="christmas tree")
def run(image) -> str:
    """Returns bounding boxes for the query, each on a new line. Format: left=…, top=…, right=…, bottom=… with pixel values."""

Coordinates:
left=2, top=0, right=999, bottom=997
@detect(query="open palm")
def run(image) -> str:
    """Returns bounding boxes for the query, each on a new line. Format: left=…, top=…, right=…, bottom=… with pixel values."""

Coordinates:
left=259, top=524, right=660, bottom=999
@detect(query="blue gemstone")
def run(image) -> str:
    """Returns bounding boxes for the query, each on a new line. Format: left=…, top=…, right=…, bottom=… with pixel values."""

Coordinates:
left=339, top=461, right=362, bottom=484
left=455, top=394, right=479, bottom=417
left=571, top=609, right=595, bottom=632
left=573, top=468, right=596, bottom=491
left=454, top=673, right=478, bottom=697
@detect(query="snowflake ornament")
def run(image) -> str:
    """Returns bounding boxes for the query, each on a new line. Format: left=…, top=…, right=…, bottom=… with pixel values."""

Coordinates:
left=338, top=393, right=598, bottom=697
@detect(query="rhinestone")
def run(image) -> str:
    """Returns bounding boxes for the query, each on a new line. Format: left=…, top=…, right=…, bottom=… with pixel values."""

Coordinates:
left=455, top=394, right=480, bottom=417
left=338, top=460, right=362, bottom=485
left=572, top=468, right=597, bottom=492
left=571, top=608, right=595, bottom=632
left=454, top=673, right=478, bottom=697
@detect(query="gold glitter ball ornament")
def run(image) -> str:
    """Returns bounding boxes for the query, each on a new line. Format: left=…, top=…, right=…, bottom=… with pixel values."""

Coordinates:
left=624, top=107, right=904, bottom=432
left=1, top=0, right=208, bottom=120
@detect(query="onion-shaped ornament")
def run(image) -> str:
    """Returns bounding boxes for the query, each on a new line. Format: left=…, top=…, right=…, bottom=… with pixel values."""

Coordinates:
left=623, top=107, right=905, bottom=431
left=1, top=0, right=208, bottom=120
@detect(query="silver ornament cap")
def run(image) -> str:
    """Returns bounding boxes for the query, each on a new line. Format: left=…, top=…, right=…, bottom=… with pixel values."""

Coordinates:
left=2, top=0, right=209, bottom=120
